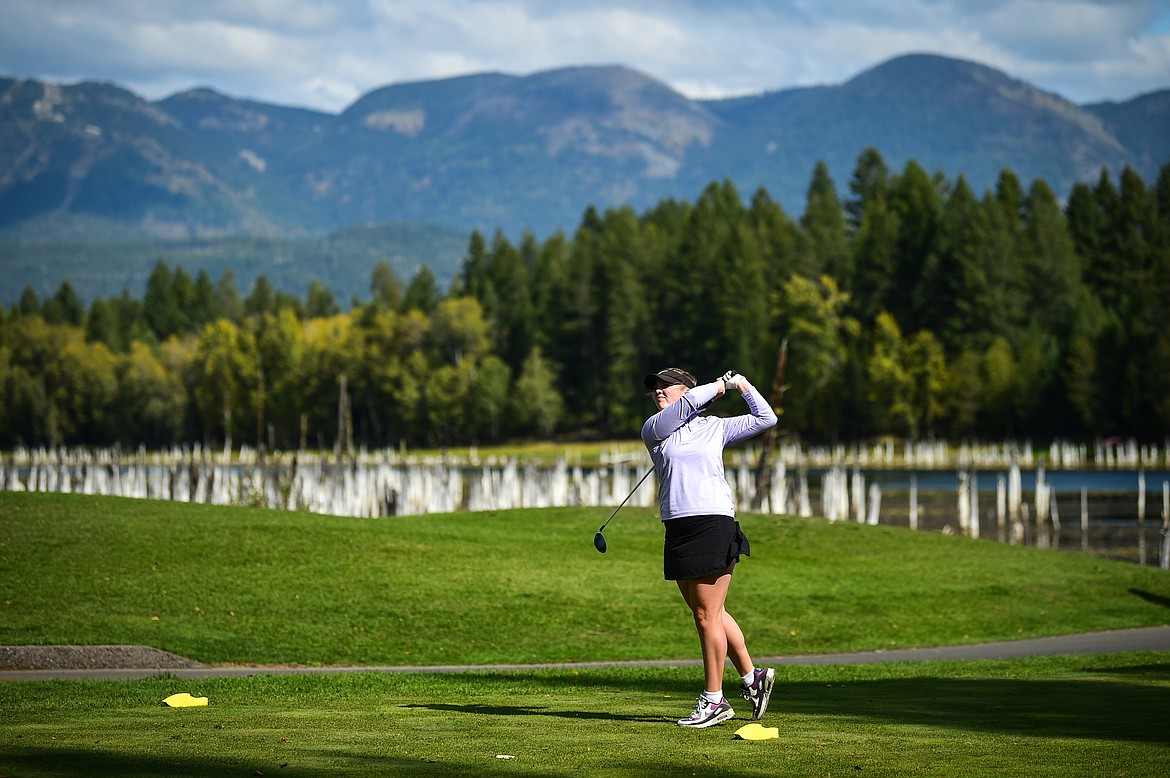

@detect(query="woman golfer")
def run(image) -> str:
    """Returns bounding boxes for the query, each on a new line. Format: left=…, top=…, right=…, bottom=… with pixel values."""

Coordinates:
left=641, top=367, right=777, bottom=728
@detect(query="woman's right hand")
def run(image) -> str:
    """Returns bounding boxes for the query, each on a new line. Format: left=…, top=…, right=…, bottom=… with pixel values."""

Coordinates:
left=721, top=370, right=744, bottom=392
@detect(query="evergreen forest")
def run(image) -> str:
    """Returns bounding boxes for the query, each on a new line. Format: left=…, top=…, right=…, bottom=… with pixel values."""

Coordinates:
left=3, top=149, right=1169, bottom=451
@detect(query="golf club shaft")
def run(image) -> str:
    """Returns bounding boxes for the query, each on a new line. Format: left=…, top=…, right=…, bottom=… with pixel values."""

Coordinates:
left=599, top=467, right=655, bottom=530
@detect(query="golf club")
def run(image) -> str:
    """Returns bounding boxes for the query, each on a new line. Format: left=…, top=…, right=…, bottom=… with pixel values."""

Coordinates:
left=594, top=467, right=655, bottom=553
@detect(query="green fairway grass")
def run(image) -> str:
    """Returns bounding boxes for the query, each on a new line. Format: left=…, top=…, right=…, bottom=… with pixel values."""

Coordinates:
left=2, top=492, right=1169, bottom=666
left=3, top=492, right=1170, bottom=776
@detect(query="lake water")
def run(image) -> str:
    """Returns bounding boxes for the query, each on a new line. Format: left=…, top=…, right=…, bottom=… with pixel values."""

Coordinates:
left=820, top=467, right=1170, bottom=494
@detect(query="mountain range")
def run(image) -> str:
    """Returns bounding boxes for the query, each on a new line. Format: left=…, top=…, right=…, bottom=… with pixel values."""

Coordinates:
left=1, top=52, right=1167, bottom=303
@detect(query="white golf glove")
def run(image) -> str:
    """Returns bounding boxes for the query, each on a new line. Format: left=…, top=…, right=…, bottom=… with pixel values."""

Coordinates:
left=721, top=370, right=744, bottom=390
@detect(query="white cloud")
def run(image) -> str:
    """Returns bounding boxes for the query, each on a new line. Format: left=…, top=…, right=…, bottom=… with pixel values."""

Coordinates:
left=0, top=0, right=1165, bottom=111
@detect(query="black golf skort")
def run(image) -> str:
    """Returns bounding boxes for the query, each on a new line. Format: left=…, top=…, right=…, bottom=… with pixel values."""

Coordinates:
left=662, top=514, right=750, bottom=581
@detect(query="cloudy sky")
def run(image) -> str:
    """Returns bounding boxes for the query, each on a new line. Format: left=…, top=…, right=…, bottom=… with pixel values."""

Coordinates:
left=3, top=0, right=1168, bottom=113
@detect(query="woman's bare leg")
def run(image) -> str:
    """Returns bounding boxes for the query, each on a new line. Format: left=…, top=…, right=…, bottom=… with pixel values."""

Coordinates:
left=677, top=566, right=751, bottom=693
left=722, top=609, right=753, bottom=677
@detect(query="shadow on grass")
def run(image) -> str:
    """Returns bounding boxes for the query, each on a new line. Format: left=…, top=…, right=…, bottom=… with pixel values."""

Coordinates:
left=1102, top=662, right=1170, bottom=678
left=401, top=701, right=666, bottom=722
left=402, top=672, right=1170, bottom=745
left=1130, top=588, right=1170, bottom=610
left=0, top=747, right=317, bottom=778
left=0, top=747, right=534, bottom=778
left=775, top=675, right=1170, bottom=745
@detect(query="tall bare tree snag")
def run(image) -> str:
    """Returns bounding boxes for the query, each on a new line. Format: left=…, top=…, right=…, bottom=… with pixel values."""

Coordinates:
left=752, top=339, right=788, bottom=511
left=337, top=371, right=353, bottom=461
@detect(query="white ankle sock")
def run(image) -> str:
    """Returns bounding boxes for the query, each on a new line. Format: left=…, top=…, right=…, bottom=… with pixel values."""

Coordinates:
left=701, top=689, right=723, bottom=704
left=741, top=669, right=755, bottom=684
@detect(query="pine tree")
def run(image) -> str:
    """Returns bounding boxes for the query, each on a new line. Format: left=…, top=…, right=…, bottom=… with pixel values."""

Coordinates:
left=112, top=290, right=151, bottom=348
left=403, top=266, right=441, bottom=315
left=530, top=231, right=570, bottom=358
left=845, top=147, right=891, bottom=235
left=888, top=160, right=942, bottom=331
left=799, top=162, right=851, bottom=284
left=191, top=269, right=220, bottom=328
left=1082, top=170, right=1126, bottom=306
left=1020, top=179, right=1084, bottom=432
left=1150, top=162, right=1170, bottom=429
left=485, top=230, right=535, bottom=374
left=244, top=276, right=277, bottom=318
left=143, top=260, right=180, bottom=339
left=915, top=176, right=986, bottom=353
left=216, top=270, right=242, bottom=322
left=370, top=261, right=403, bottom=311
left=43, top=281, right=85, bottom=327
left=84, top=298, right=120, bottom=349
left=978, top=186, right=1028, bottom=346
left=17, top=286, right=40, bottom=317
left=656, top=181, right=746, bottom=380
left=712, top=220, right=770, bottom=383
left=559, top=206, right=606, bottom=428
left=171, top=266, right=196, bottom=334
left=1116, top=166, right=1165, bottom=432
left=1022, top=179, right=1082, bottom=337
left=852, top=198, right=900, bottom=323
left=305, top=280, right=340, bottom=319
left=748, top=187, right=801, bottom=289
left=454, top=230, right=492, bottom=304
left=595, top=206, right=654, bottom=433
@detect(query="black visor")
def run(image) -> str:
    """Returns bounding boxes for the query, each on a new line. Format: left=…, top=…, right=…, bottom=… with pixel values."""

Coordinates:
left=643, top=368, right=697, bottom=390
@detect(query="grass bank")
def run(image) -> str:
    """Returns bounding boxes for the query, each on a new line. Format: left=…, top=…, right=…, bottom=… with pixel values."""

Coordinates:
left=3, top=492, right=1170, bottom=666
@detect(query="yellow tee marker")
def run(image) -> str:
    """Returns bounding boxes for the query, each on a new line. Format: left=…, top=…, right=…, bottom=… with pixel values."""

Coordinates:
left=163, top=692, right=209, bottom=708
left=733, top=722, right=779, bottom=740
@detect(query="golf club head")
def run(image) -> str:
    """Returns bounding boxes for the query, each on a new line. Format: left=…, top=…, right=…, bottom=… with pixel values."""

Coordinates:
left=593, top=531, right=607, bottom=554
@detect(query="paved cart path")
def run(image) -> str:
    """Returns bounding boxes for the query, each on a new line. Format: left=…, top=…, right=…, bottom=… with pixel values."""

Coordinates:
left=3, top=626, right=1168, bottom=681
